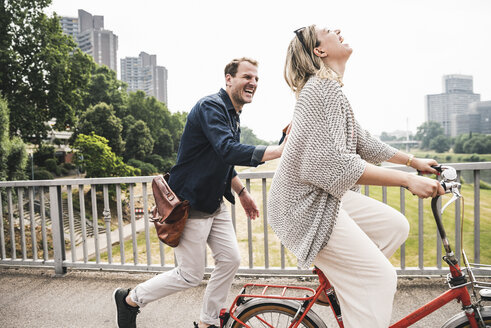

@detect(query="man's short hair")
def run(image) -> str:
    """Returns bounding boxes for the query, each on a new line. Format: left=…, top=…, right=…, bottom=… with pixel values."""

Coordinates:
left=224, top=57, right=258, bottom=77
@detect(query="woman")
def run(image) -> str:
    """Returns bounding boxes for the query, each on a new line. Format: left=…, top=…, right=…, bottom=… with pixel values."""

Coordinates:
left=267, top=25, right=445, bottom=328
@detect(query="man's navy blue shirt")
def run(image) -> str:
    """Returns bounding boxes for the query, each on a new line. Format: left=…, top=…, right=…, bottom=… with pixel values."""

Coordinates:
left=168, top=89, right=266, bottom=214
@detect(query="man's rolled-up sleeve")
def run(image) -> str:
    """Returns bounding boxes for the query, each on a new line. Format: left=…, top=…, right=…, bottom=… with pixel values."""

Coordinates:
left=252, top=145, right=267, bottom=166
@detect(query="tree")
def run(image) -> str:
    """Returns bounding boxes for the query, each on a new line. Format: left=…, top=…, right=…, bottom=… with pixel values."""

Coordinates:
left=84, top=65, right=127, bottom=117
left=0, top=96, right=27, bottom=181
left=60, top=50, right=95, bottom=120
left=168, top=111, right=187, bottom=152
left=453, top=134, right=470, bottom=153
left=429, top=135, right=451, bottom=153
left=454, top=133, right=491, bottom=154
left=0, top=96, right=9, bottom=180
left=71, top=102, right=124, bottom=155
left=240, top=126, right=271, bottom=145
left=121, top=114, right=136, bottom=140
left=0, top=1, right=93, bottom=142
left=152, top=129, right=174, bottom=159
left=125, top=92, right=185, bottom=155
left=379, top=132, right=396, bottom=142
left=415, top=121, right=445, bottom=150
left=124, top=120, right=154, bottom=161
left=463, top=134, right=491, bottom=154
left=73, top=133, right=138, bottom=178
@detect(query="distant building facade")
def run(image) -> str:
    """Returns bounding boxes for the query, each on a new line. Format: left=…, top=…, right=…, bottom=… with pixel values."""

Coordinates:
left=59, top=16, right=78, bottom=41
left=425, top=75, right=480, bottom=137
left=453, top=101, right=491, bottom=136
left=60, top=9, right=118, bottom=73
left=121, top=52, right=168, bottom=104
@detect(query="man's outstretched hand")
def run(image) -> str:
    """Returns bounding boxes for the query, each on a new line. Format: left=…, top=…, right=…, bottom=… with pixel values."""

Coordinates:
left=239, top=189, right=260, bottom=220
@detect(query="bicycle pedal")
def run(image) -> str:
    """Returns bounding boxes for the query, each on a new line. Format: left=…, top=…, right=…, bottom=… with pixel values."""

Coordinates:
left=480, top=289, right=491, bottom=301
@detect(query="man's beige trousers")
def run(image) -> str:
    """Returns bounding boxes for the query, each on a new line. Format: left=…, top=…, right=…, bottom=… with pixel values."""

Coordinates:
left=129, top=202, right=240, bottom=326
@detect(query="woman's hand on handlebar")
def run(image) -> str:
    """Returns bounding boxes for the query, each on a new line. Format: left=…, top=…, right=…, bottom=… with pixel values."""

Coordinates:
left=406, top=174, right=445, bottom=198
left=411, top=158, right=440, bottom=175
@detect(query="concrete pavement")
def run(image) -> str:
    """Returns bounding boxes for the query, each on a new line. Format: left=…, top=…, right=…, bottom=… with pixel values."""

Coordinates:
left=0, top=267, right=466, bottom=328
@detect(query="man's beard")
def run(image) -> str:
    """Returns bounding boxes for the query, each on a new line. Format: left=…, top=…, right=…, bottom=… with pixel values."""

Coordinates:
left=231, top=88, right=248, bottom=107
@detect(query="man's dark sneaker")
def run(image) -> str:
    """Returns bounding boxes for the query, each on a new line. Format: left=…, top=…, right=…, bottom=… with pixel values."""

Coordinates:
left=113, top=287, right=140, bottom=328
left=193, top=322, right=219, bottom=328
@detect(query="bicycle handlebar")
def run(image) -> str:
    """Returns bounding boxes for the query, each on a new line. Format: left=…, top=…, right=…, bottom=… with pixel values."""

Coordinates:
left=430, top=165, right=462, bottom=263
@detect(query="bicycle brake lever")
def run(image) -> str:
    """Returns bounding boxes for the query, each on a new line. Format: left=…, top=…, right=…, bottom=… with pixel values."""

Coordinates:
left=440, top=180, right=462, bottom=214
left=441, top=192, right=460, bottom=214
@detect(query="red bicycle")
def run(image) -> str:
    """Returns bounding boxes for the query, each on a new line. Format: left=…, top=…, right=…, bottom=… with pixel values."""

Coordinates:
left=219, top=165, right=491, bottom=328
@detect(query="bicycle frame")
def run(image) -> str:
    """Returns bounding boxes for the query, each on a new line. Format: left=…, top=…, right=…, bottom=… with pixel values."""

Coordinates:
left=390, top=267, right=477, bottom=327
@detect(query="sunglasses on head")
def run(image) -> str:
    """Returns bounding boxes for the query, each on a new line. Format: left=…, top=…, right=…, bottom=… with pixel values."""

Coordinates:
left=294, top=27, right=336, bottom=51
left=294, top=27, right=310, bottom=55
left=294, top=27, right=325, bottom=64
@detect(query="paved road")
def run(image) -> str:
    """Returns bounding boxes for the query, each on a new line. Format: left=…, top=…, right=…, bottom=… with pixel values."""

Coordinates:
left=0, top=267, right=465, bottom=327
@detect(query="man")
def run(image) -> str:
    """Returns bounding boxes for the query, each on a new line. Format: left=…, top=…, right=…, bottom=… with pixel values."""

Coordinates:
left=113, top=58, right=286, bottom=328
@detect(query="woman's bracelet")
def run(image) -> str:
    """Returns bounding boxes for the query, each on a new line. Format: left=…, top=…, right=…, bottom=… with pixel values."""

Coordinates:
left=406, top=154, right=414, bottom=167
left=238, top=186, right=246, bottom=196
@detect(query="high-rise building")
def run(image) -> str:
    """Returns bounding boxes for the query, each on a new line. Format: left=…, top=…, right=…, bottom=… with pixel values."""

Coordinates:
left=425, top=75, right=480, bottom=136
left=121, top=52, right=168, bottom=104
left=453, top=100, right=491, bottom=136
left=60, top=10, right=118, bottom=73
left=473, top=101, right=491, bottom=135
left=59, top=16, right=78, bottom=42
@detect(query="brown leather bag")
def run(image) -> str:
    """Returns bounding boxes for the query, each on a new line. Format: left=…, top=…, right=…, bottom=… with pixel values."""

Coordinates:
left=150, top=173, right=190, bottom=247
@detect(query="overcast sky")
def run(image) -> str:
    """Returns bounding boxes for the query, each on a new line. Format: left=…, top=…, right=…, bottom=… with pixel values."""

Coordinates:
left=46, top=0, right=491, bottom=141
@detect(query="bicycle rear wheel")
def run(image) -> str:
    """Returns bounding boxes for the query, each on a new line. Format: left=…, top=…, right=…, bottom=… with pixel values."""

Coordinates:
left=229, top=299, right=327, bottom=328
left=441, top=306, right=491, bottom=328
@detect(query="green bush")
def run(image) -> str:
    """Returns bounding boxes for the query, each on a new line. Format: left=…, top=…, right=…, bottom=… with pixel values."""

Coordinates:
left=144, top=154, right=165, bottom=171
left=480, top=180, right=491, bottom=190
left=73, top=133, right=138, bottom=178
left=44, top=158, right=61, bottom=175
left=62, top=162, right=76, bottom=170
left=144, top=154, right=174, bottom=172
left=33, top=169, right=54, bottom=180
left=5, top=136, right=28, bottom=180
left=33, top=144, right=56, bottom=166
left=463, top=154, right=481, bottom=162
left=127, top=159, right=158, bottom=176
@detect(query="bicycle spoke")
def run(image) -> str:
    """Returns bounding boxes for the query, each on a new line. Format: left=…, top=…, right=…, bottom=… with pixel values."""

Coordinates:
left=233, top=302, right=318, bottom=328
left=245, top=311, right=310, bottom=328
left=254, top=314, right=273, bottom=328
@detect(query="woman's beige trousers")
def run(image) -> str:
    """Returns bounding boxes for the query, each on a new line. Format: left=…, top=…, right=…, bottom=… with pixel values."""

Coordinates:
left=314, top=190, right=410, bottom=328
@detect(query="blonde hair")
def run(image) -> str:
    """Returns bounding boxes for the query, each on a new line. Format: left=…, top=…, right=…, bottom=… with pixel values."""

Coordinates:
left=284, top=25, right=339, bottom=97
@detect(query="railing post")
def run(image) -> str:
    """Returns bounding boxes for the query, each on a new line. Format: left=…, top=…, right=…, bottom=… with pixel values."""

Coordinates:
left=474, top=170, right=480, bottom=265
left=49, top=186, right=66, bottom=275
left=399, top=186, right=406, bottom=270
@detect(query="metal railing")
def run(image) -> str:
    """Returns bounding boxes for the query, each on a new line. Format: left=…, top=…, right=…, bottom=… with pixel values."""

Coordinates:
left=1, top=162, right=490, bottom=276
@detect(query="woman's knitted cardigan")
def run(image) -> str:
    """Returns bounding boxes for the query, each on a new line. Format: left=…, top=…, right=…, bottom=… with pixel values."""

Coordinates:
left=267, top=76, right=398, bottom=268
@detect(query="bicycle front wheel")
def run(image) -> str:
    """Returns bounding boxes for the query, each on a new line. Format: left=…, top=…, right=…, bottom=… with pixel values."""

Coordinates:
left=441, top=306, right=491, bottom=328
left=229, top=299, right=327, bottom=328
